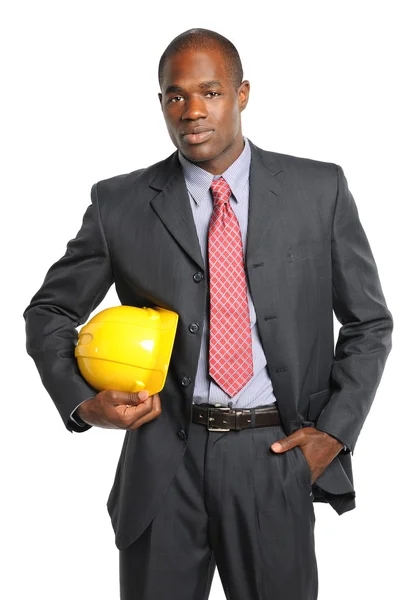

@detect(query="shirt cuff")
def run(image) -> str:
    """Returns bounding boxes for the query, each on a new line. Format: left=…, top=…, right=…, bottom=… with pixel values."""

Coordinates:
left=69, top=399, right=93, bottom=427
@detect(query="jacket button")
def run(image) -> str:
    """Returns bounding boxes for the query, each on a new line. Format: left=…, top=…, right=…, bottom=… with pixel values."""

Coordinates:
left=193, top=272, right=204, bottom=283
left=189, top=322, right=199, bottom=333
left=177, top=429, right=186, bottom=440
left=181, top=376, right=192, bottom=387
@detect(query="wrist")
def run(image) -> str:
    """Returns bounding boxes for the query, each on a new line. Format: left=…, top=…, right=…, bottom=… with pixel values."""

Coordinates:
left=321, top=430, right=344, bottom=453
left=73, top=407, right=88, bottom=426
left=76, top=398, right=94, bottom=424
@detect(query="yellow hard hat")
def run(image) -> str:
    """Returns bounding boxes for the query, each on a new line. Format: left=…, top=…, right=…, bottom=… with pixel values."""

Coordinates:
left=75, top=305, right=179, bottom=396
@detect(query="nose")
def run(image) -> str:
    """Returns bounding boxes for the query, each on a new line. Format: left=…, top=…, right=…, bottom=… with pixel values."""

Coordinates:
left=181, top=95, right=208, bottom=120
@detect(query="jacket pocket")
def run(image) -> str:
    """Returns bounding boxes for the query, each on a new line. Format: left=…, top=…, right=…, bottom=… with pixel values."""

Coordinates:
left=308, top=387, right=331, bottom=422
left=288, top=237, right=331, bottom=262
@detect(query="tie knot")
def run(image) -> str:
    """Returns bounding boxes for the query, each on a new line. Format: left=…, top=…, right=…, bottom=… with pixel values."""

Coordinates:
left=210, top=177, right=231, bottom=208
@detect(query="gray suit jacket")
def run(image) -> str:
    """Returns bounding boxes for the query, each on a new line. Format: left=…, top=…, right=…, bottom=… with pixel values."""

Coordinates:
left=24, top=139, right=393, bottom=550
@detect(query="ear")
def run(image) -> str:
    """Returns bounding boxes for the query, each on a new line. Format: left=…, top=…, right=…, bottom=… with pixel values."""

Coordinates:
left=238, top=80, right=250, bottom=113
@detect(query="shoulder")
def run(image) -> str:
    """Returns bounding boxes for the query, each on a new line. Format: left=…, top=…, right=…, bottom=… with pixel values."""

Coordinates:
left=94, top=151, right=177, bottom=198
left=249, top=140, right=338, bottom=181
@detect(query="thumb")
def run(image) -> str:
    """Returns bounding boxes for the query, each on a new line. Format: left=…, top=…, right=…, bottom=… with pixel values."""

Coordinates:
left=271, top=434, right=298, bottom=453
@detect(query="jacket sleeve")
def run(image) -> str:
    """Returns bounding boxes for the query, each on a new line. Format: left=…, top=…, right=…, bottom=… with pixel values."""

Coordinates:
left=23, top=183, right=114, bottom=432
left=315, top=165, right=394, bottom=454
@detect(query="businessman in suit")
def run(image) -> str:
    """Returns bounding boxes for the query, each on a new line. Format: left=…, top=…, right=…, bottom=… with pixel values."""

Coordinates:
left=24, top=28, right=393, bottom=600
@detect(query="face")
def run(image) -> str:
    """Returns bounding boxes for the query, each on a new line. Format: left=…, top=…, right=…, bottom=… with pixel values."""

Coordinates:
left=158, top=48, right=250, bottom=174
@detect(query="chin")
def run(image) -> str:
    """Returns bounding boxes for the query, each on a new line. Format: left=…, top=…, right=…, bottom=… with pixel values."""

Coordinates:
left=180, top=142, right=219, bottom=164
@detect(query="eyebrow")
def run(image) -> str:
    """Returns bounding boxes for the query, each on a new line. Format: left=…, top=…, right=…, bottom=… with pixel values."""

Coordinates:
left=165, top=80, right=223, bottom=94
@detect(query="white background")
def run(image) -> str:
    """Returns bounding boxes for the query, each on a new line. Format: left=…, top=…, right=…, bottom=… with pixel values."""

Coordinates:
left=2, top=1, right=399, bottom=598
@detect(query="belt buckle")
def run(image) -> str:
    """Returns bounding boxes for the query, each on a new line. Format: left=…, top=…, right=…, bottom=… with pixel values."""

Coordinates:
left=207, top=406, right=231, bottom=431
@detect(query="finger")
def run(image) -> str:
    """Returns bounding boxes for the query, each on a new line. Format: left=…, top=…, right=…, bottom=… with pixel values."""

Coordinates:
left=129, top=395, right=160, bottom=429
left=137, top=390, right=149, bottom=402
left=106, top=389, right=149, bottom=407
left=108, top=396, right=154, bottom=427
left=123, top=390, right=149, bottom=407
left=128, top=394, right=161, bottom=430
left=271, top=432, right=302, bottom=453
left=117, top=396, right=154, bottom=422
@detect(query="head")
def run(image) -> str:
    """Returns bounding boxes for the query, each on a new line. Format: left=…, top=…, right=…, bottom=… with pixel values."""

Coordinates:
left=158, top=29, right=250, bottom=174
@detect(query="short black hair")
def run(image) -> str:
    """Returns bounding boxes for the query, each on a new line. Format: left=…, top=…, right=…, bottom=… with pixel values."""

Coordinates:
left=158, top=28, right=243, bottom=90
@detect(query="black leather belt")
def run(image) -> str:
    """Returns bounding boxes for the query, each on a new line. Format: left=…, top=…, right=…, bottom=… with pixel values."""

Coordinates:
left=191, top=403, right=282, bottom=431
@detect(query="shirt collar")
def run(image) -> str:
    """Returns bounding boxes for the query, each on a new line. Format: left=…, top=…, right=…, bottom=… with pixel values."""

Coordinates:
left=178, top=136, right=251, bottom=206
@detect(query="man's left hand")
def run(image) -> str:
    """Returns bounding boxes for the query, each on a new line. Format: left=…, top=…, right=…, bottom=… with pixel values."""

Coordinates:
left=271, top=427, right=344, bottom=484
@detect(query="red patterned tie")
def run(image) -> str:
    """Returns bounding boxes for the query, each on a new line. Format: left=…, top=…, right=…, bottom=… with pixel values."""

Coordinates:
left=208, top=176, right=253, bottom=397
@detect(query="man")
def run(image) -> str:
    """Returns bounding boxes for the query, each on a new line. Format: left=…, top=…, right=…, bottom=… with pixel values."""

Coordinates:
left=24, top=28, right=393, bottom=600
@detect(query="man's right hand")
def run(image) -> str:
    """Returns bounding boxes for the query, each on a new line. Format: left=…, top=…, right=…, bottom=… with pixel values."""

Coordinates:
left=77, top=390, right=161, bottom=430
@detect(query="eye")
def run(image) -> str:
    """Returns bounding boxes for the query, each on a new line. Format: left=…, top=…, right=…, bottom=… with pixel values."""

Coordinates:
left=168, top=96, right=183, bottom=103
left=205, top=91, right=221, bottom=98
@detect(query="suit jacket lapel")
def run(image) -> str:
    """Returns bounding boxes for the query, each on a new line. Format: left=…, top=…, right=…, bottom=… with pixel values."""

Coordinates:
left=245, top=139, right=285, bottom=270
left=149, top=151, right=205, bottom=271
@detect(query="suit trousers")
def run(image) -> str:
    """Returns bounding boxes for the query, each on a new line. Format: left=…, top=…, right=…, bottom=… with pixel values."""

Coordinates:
left=119, top=406, right=318, bottom=600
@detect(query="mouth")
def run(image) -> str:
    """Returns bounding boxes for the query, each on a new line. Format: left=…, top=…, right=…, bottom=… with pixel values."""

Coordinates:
left=181, top=127, right=214, bottom=145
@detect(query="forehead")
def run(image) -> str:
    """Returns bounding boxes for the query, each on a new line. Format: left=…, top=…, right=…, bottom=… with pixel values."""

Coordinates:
left=161, top=49, right=231, bottom=90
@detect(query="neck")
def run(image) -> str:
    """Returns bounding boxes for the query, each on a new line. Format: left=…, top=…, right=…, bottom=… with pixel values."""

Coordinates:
left=187, top=135, right=245, bottom=175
